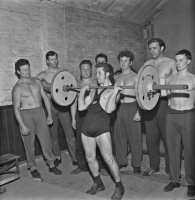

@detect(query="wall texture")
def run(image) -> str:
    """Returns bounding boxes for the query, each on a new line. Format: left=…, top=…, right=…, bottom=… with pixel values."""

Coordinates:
left=152, top=0, right=195, bottom=73
left=0, top=0, right=145, bottom=106
left=65, top=7, right=145, bottom=79
left=0, top=0, right=145, bottom=159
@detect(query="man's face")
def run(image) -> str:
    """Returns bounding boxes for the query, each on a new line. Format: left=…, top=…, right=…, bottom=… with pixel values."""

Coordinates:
left=119, top=56, right=131, bottom=69
left=80, top=64, right=91, bottom=79
left=96, top=57, right=107, bottom=64
left=18, top=64, right=31, bottom=78
left=175, top=54, right=190, bottom=71
left=47, top=55, right=58, bottom=68
left=96, top=67, right=106, bottom=85
left=148, top=42, right=163, bottom=59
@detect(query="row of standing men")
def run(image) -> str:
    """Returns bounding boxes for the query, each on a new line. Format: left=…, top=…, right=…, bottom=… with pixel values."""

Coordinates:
left=12, top=38, right=195, bottom=199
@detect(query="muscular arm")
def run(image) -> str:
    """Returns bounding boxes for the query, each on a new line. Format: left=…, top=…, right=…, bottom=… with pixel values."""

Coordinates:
left=37, top=72, right=51, bottom=92
left=78, top=86, right=92, bottom=111
left=105, top=87, right=121, bottom=113
left=36, top=79, right=52, bottom=118
left=70, top=97, right=77, bottom=129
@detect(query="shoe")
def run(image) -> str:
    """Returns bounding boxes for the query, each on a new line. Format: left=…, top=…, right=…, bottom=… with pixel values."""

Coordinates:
left=187, top=185, right=195, bottom=197
left=54, top=159, right=62, bottom=167
left=86, top=182, right=105, bottom=195
left=163, top=182, right=180, bottom=192
left=70, top=167, right=87, bottom=174
left=111, top=185, right=125, bottom=200
left=100, top=168, right=108, bottom=176
left=133, top=167, right=141, bottom=174
left=0, top=187, right=6, bottom=195
left=30, top=169, right=43, bottom=181
left=142, top=167, right=159, bottom=176
left=49, top=167, right=62, bottom=175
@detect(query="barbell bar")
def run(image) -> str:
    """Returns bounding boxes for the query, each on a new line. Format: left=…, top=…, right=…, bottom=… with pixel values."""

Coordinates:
left=63, top=83, right=188, bottom=91
left=51, top=65, right=189, bottom=110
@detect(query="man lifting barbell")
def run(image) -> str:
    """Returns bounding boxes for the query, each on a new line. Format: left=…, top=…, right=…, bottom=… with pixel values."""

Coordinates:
left=78, top=62, right=124, bottom=200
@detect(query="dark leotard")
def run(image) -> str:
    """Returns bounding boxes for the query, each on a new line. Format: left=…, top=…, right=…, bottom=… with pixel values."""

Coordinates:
left=82, top=89, right=110, bottom=137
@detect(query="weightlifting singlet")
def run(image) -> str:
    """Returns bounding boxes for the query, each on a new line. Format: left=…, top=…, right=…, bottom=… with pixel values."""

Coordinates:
left=82, top=89, right=110, bottom=137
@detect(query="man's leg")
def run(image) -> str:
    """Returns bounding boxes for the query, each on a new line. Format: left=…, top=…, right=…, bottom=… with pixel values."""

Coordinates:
left=59, top=111, right=77, bottom=163
left=82, top=133, right=105, bottom=195
left=71, top=112, right=88, bottom=174
left=157, top=98, right=169, bottom=174
left=113, top=105, right=128, bottom=167
left=182, top=111, right=195, bottom=197
left=20, top=109, right=42, bottom=181
left=163, top=113, right=181, bottom=192
left=127, top=103, right=142, bottom=173
left=97, top=132, right=124, bottom=200
left=142, top=107, right=160, bottom=175
left=35, top=108, right=62, bottom=175
left=20, top=110, right=36, bottom=171
left=49, top=105, right=61, bottom=160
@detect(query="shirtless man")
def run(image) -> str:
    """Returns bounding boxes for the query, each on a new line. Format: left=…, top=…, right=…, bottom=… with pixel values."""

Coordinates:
left=71, top=60, right=96, bottom=174
left=113, top=50, right=142, bottom=174
left=37, top=51, right=77, bottom=166
left=79, top=62, right=124, bottom=200
left=12, top=59, right=62, bottom=181
left=163, top=50, right=195, bottom=197
left=142, top=38, right=177, bottom=176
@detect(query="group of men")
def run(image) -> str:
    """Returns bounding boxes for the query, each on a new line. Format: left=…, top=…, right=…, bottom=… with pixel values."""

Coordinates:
left=12, top=38, right=195, bottom=199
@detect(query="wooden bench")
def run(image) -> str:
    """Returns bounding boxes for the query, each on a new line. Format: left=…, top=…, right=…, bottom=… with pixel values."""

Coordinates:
left=0, top=154, right=20, bottom=185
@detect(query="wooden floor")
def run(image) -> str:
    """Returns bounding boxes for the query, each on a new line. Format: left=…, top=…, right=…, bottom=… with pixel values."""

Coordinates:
left=1, top=151, right=189, bottom=200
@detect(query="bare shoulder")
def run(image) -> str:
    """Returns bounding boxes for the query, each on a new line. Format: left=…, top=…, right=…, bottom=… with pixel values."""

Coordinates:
left=33, top=77, right=43, bottom=87
left=37, top=70, right=47, bottom=78
left=12, top=81, right=21, bottom=94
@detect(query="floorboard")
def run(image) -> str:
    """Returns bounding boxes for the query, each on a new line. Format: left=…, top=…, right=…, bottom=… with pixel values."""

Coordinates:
left=1, top=151, right=189, bottom=200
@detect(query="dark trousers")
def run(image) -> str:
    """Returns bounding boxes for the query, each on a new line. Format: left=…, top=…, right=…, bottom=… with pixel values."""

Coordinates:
left=113, top=102, right=142, bottom=167
left=75, top=111, right=88, bottom=170
left=143, top=98, right=169, bottom=171
left=166, top=108, right=195, bottom=185
left=50, top=101, right=77, bottom=163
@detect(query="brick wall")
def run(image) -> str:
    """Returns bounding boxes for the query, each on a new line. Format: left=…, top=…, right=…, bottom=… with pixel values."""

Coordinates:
left=65, top=7, right=146, bottom=80
left=0, top=0, right=146, bottom=106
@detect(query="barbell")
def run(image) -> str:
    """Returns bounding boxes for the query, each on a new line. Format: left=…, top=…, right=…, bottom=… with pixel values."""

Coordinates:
left=51, top=65, right=188, bottom=110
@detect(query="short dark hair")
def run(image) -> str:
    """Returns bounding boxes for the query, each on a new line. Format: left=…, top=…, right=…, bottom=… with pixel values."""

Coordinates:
left=46, top=51, right=58, bottom=61
left=15, top=59, right=30, bottom=78
left=79, top=60, right=92, bottom=69
left=95, top=62, right=115, bottom=85
left=176, top=49, right=192, bottom=60
left=95, top=53, right=108, bottom=63
left=148, top=38, right=166, bottom=52
left=117, top=50, right=134, bottom=62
